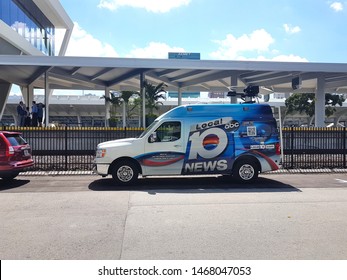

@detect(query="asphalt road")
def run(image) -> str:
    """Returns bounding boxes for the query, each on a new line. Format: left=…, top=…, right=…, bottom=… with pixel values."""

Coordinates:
left=1, top=173, right=347, bottom=260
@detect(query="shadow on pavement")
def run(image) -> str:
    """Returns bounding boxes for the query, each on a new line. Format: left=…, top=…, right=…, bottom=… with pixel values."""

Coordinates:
left=88, top=175, right=300, bottom=193
left=0, top=179, right=31, bottom=191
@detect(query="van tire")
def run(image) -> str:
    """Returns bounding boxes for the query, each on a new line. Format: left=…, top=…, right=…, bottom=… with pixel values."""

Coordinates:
left=233, top=159, right=259, bottom=182
left=111, top=160, right=139, bottom=185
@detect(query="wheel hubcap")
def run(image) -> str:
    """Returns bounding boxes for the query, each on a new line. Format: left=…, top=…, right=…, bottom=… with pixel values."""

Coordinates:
left=117, top=165, right=133, bottom=182
left=239, top=164, right=254, bottom=180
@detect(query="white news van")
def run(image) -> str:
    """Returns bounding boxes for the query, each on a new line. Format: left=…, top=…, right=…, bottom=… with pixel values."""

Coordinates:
left=94, top=104, right=281, bottom=185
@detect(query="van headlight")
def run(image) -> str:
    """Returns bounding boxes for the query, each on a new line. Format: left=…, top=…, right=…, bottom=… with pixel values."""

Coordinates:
left=96, top=148, right=106, bottom=158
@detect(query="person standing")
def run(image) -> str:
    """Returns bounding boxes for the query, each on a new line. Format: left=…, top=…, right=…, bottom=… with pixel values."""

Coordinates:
left=31, top=101, right=38, bottom=127
left=16, top=101, right=26, bottom=126
left=37, top=103, right=44, bottom=127
left=24, top=106, right=31, bottom=127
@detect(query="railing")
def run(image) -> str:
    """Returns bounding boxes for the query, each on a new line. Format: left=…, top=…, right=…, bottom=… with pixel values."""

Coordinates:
left=1, top=126, right=143, bottom=171
left=1, top=126, right=347, bottom=171
left=282, top=127, right=347, bottom=169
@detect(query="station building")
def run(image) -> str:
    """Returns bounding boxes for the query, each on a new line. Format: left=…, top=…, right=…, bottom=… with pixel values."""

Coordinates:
left=0, top=0, right=73, bottom=121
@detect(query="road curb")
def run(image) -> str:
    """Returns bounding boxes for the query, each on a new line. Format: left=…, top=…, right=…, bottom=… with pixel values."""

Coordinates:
left=19, top=171, right=96, bottom=176
left=270, top=168, right=347, bottom=174
left=18, top=168, right=347, bottom=176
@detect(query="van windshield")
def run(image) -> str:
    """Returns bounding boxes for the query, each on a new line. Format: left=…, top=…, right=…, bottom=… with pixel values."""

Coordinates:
left=138, top=120, right=158, bottom=138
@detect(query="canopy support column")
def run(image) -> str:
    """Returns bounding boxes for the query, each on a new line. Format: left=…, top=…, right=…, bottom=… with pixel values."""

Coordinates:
left=23, top=84, right=34, bottom=113
left=229, top=75, right=238, bottom=104
left=140, top=73, right=146, bottom=128
left=0, top=83, right=11, bottom=122
left=178, top=87, right=182, bottom=106
left=44, top=71, right=50, bottom=127
left=315, top=76, right=326, bottom=127
left=21, top=84, right=33, bottom=107
left=105, top=87, right=110, bottom=127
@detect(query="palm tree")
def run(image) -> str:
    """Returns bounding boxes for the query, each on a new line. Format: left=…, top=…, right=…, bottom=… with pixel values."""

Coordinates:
left=143, top=80, right=167, bottom=117
left=119, top=91, right=140, bottom=126
left=103, top=91, right=140, bottom=126
left=102, top=91, right=122, bottom=125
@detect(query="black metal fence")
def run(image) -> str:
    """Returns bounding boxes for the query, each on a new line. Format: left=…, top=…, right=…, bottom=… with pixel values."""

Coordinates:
left=1, top=126, right=143, bottom=171
left=1, top=126, right=347, bottom=171
left=282, top=127, right=347, bottom=169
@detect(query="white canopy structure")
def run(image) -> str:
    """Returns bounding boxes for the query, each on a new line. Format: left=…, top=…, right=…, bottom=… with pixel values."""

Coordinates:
left=1, top=55, right=347, bottom=127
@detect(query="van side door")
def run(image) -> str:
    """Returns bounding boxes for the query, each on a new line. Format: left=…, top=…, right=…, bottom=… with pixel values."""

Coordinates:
left=141, top=120, right=185, bottom=175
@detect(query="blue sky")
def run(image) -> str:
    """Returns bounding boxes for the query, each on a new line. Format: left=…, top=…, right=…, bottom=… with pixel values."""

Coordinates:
left=58, top=0, right=347, bottom=62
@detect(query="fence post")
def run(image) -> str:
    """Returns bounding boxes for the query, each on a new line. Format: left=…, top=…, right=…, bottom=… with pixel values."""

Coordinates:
left=344, top=127, right=346, bottom=168
left=290, top=127, right=294, bottom=169
left=65, top=126, right=68, bottom=171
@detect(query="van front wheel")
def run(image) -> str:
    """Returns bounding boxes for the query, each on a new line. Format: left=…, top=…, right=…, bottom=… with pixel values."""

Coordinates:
left=233, top=160, right=259, bottom=182
left=111, top=160, right=139, bottom=185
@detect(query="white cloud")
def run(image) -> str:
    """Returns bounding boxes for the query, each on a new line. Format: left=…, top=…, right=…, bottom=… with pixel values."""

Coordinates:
left=56, top=22, right=119, bottom=57
left=66, top=22, right=119, bottom=57
left=330, top=2, right=344, bottom=11
left=57, top=23, right=307, bottom=62
left=209, top=29, right=308, bottom=62
left=210, top=29, right=275, bottom=60
left=234, top=54, right=308, bottom=62
left=56, top=24, right=184, bottom=58
left=98, top=0, right=191, bottom=13
left=283, top=23, right=301, bottom=34
left=125, top=42, right=185, bottom=58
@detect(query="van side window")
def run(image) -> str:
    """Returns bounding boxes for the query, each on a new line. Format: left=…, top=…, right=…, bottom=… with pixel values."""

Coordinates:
left=152, top=121, right=181, bottom=142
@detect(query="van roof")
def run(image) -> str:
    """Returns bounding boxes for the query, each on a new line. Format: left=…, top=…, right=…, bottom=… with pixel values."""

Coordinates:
left=158, top=103, right=273, bottom=119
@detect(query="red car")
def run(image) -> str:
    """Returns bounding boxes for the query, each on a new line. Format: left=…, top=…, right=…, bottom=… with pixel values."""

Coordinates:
left=0, top=131, right=34, bottom=181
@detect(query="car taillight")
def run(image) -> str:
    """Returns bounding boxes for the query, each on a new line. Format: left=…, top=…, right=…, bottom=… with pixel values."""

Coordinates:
left=275, top=142, right=281, bottom=155
left=6, top=146, right=14, bottom=157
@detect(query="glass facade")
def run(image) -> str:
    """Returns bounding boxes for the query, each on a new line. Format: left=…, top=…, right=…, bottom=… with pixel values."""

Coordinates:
left=0, top=0, right=55, bottom=55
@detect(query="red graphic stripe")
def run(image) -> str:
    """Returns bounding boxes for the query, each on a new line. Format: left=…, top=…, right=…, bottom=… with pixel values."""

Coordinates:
left=143, top=155, right=185, bottom=166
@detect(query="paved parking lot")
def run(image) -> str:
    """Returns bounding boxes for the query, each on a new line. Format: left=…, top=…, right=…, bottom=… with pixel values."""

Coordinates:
left=1, top=173, right=347, bottom=259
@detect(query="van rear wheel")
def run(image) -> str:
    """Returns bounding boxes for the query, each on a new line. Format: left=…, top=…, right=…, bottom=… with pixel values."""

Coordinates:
left=233, top=160, right=259, bottom=182
left=111, top=160, right=139, bottom=185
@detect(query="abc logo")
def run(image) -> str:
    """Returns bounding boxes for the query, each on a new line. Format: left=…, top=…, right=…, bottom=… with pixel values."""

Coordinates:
left=224, top=120, right=240, bottom=131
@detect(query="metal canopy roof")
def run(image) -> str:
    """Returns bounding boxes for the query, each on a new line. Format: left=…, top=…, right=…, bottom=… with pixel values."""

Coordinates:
left=1, top=55, right=347, bottom=94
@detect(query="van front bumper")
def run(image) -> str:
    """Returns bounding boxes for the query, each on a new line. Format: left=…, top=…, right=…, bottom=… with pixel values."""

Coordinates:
left=93, top=163, right=109, bottom=176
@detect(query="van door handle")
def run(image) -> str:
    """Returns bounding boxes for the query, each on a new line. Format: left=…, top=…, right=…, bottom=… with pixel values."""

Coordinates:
left=174, top=145, right=182, bottom=148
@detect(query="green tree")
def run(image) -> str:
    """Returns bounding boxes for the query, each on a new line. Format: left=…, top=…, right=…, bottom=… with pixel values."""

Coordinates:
left=285, top=93, right=345, bottom=117
left=143, top=80, right=167, bottom=117
left=103, top=91, right=140, bottom=126
left=102, top=91, right=122, bottom=122
left=120, top=91, right=140, bottom=125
